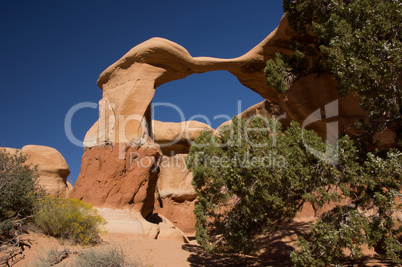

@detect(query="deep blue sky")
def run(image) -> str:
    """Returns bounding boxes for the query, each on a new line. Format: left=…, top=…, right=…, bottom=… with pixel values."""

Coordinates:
left=0, top=1, right=284, bottom=185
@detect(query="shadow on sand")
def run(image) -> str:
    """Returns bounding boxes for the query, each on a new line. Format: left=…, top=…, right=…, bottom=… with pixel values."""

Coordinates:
left=182, top=220, right=396, bottom=267
left=182, top=221, right=309, bottom=267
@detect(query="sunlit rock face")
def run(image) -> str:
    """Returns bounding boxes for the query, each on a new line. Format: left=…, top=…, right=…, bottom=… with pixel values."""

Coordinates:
left=73, top=13, right=393, bottom=234
left=2, top=145, right=72, bottom=198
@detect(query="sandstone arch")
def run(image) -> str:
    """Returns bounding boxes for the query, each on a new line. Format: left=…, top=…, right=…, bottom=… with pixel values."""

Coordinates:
left=71, top=14, right=374, bottom=235
left=83, top=14, right=367, bottom=148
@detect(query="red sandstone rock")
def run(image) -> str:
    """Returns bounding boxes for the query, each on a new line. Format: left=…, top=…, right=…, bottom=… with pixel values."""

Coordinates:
left=70, top=145, right=160, bottom=217
left=154, top=198, right=195, bottom=234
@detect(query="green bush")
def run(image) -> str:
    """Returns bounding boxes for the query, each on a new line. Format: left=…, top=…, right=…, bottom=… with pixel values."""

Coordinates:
left=291, top=149, right=402, bottom=266
left=0, top=149, right=41, bottom=235
left=187, top=117, right=342, bottom=255
left=266, top=0, right=401, bottom=148
left=187, top=116, right=401, bottom=264
left=262, top=1, right=402, bottom=264
left=0, top=149, right=43, bottom=266
left=34, top=196, right=106, bottom=245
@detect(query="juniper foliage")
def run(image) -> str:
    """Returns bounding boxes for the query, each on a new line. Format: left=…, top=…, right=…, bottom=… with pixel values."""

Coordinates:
left=187, top=117, right=401, bottom=264
left=265, top=0, right=401, bottom=147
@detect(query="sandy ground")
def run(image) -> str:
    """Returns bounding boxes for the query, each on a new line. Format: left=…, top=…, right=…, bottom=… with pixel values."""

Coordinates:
left=9, top=232, right=212, bottom=267
left=5, top=219, right=394, bottom=267
left=9, top=232, right=194, bottom=267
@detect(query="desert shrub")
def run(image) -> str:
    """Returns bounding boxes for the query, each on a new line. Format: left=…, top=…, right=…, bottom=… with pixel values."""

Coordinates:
left=262, top=1, right=402, bottom=264
left=0, top=149, right=41, bottom=234
left=0, top=149, right=43, bottom=265
left=188, top=116, right=401, bottom=264
left=34, top=196, right=106, bottom=245
left=187, top=117, right=343, bottom=255
left=74, top=243, right=146, bottom=267
left=291, top=148, right=402, bottom=266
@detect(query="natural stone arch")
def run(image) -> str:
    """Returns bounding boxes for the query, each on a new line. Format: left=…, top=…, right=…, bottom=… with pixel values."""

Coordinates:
left=83, top=14, right=366, bottom=149
left=71, top=13, right=372, bottom=237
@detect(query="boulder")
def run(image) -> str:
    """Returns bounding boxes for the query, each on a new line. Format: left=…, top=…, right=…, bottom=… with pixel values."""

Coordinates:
left=153, top=120, right=212, bottom=154
left=1, top=145, right=71, bottom=198
left=96, top=208, right=189, bottom=243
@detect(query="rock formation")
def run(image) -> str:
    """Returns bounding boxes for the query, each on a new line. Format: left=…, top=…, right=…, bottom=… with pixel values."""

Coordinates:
left=73, top=120, right=212, bottom=233
left=152, top=120, right=212, bottom=232
left=72, top=13, right=392, bottom=235
left=1, top=145, right=72, bottom=198
left=71, top=145, right=159, bottom=215
left=97, top=208, right=189, bottom=243
left=82, top=14, right=370, bottom=148
left=215, top=99, right=283, bottom=133
left=153, top=120, right=212, bottom=155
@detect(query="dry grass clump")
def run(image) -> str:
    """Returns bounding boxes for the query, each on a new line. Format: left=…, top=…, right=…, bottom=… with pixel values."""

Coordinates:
left=33, top=243, right=148, bottom=267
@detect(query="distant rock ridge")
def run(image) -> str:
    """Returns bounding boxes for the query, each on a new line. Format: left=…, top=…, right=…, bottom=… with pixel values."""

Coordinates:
left=71, top=13, right=393, bottom=236
left=1, top=145, right=72, bottom=198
